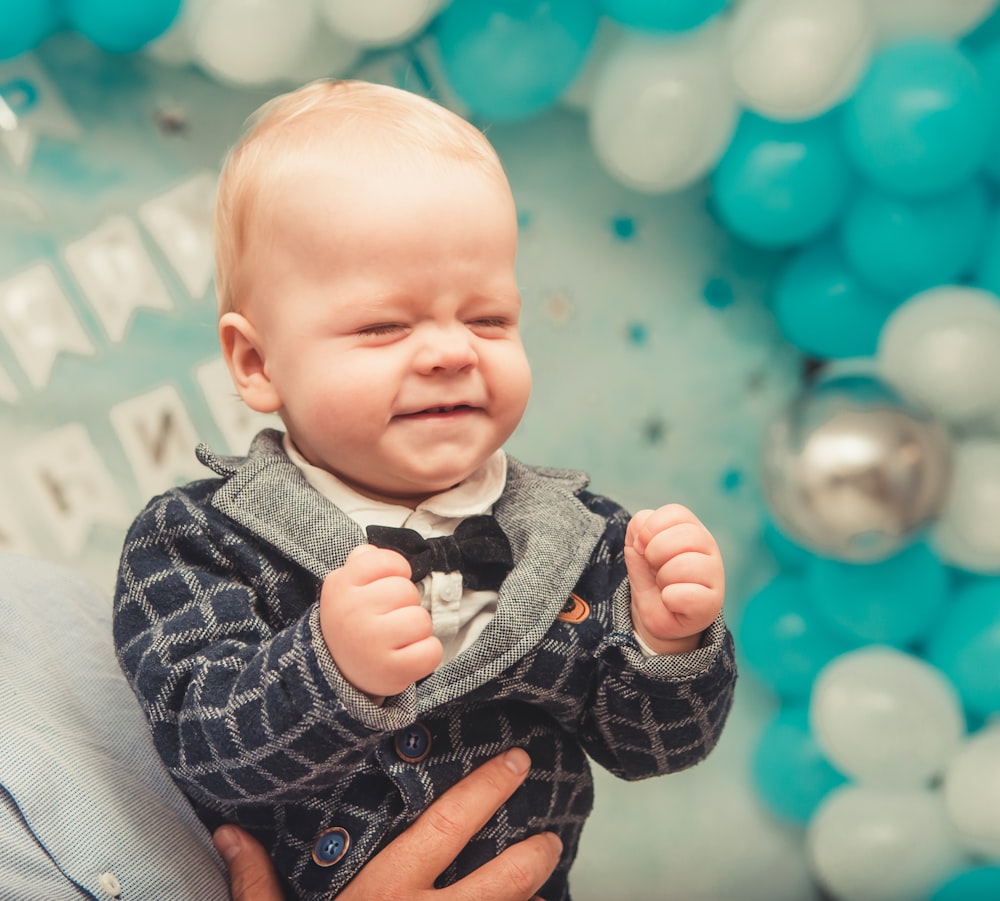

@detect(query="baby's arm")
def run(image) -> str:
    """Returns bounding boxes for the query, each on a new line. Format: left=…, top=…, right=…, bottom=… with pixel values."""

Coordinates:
left=569, top=492, right=734, bottom=783
left=623, top=504, right=725, bottom=655
left=320, top=545, right=443, bottom=699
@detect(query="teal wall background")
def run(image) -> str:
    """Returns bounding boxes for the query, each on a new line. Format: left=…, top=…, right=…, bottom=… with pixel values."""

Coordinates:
left=0, top=29, right=813, bottom=901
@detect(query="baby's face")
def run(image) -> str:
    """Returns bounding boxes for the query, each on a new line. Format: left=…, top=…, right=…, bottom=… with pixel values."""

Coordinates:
left=239, top=152, right=531, bottom=505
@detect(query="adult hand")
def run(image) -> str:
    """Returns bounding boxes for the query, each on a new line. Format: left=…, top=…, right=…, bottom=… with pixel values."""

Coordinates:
left=342, top=747, right=561, bottom=900
left=214, top=822, right=284, bottom=901
left=214, top=747, right=561, bottom=901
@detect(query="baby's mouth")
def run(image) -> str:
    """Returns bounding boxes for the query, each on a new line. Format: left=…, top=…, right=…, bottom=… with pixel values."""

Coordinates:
left=400, top=404, right=475, bottom=418
left=426, top=404, right=470, bottom=414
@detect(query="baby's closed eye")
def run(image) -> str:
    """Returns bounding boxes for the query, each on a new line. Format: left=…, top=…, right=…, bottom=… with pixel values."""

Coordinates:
left=467, top=316, right=515, bottom=334
left=357, top=322, right=408, bottom=337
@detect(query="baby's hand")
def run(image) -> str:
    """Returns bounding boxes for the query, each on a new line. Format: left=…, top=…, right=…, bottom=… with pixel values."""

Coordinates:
left=320, top=544, right=442, bottom=698
left=624, top=504, right=725, bottom=655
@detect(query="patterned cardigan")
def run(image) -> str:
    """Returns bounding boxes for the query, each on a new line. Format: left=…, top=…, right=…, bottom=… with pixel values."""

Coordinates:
left=114, top=430, right=737, bottom=900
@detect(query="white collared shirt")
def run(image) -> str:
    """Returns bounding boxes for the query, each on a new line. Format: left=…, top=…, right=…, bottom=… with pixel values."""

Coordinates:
left=284, top=436, right=506, bottom=664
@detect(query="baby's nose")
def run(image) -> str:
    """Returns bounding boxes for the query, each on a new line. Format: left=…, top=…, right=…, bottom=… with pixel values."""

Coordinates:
left=417, top=324, right=478, bottom=372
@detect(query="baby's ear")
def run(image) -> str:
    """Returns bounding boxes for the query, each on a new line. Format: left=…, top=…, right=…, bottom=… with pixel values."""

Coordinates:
left=219, top=312, right=282, bottom=413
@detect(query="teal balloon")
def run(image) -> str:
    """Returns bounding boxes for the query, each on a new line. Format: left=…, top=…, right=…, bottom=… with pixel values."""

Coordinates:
left=840, top=180, right=989, bottom=297
left=63, top=0, right=181, bottom=53
left=972, top=206, right=1000, bottom=295
left=841, top=40, right=994, bottom=197
left=751, top=704, right=847, bottom=824
left=711, top=113, right=854, bottom=249
left=0, top=0, right=60, bottom=59
left=963, top=6, right=1000, bottom=55
left=926, top=577, right=1000, bottom=720
left=434, top=0, right=600, bottom=121
left=966, top=32, right=1000, bottom=183
left=737, top=573, right=856, bottom=700
left=600, top=0, right=728, bottom=32
left=805, top=542, right=950, bottom=647
left=771, top=238, right=899, bottom=360
left=930, top=866, right=1000, bottom=901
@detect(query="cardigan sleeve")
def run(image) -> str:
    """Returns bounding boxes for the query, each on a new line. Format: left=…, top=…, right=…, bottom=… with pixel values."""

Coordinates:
left=571, top=492, right=738, bottom=781
left=113, top=484, right=416, bottom=814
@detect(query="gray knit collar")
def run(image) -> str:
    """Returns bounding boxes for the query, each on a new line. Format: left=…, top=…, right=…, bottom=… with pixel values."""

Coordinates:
left=198, top=429, right=607, bottom=706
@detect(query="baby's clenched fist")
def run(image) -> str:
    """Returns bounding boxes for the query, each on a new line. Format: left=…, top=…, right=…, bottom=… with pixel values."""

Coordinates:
left=624, top=504, right=725, bottom=655
left=320, top=544, right=442, bottom=698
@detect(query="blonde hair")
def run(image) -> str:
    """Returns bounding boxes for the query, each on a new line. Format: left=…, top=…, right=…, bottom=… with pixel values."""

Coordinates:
left=213, top=79, right=507, bottom=315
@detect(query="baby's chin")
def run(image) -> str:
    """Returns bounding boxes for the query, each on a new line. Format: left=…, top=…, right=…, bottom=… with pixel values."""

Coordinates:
left=346, top=473, right=468, bottom=509
left=333, top=452, right=494, bottom=507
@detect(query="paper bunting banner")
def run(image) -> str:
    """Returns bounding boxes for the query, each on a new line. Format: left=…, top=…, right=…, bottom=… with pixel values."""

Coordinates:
left=63, top=215, right=174, bottom=342
left=15, top=423, right=129, bottom=558
left=0, top=263, right=95, bottom=389
left=109, top=384, right=209, bottom=499
left=138, top=171, right=217, bottom=300
left=0, top=487, right=35, bottom=557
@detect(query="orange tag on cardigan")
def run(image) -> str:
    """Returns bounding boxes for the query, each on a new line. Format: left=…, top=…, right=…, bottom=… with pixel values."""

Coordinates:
left=557, top=593, right=590, bottom=624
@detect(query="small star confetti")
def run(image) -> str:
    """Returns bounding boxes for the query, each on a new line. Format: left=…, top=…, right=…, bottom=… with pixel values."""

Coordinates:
left=720, top=467, right=743, bottom=493
left=745, top=370, right=766, bottom=393
left=802, top=356, right=827, bottom=382
left=154, top=103, right=188, bottom=135
left=640, top=417, right=667, bottom=444
left=611, top=215, right=636, bottom=240
left=543, top=292, right=573, bottom=323
left=703, top=277, right=734, bottom=309
left=626, top=321, right=649, bottom=346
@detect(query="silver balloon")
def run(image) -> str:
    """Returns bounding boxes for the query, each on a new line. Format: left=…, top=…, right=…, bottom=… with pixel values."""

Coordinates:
left=761, top=372, right=953, bottom=562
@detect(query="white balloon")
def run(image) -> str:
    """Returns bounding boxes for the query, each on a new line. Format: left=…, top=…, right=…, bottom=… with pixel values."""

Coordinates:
left=877, top=286, right=1000, bottom=429
left=144, top=5, right=197, bottom=67
left=944, top=726, right=1000, bottom=860
left=189, top=0, right=318, bottom=87
left=932, top=440, right=1000, bottom=574
left=810, top=646, right=965, bottom=787
left=578, top=763, right=821, bottom=901
left=319, top=0, right=439, bottom=47
left=275, top=22, right=362, bottom=86
left=808, top=784, right=966, bottom=901
left=588, top=23, right=739, bottom=193
left=727, top=0, right=874, bottom=121
left=867, top=0, right=998, bottom=40
left=561, top=18, right=626, bottom=112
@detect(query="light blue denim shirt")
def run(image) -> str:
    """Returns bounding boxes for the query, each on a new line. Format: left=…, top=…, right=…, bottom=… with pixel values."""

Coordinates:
left=0, top=552, right=229, bottom=900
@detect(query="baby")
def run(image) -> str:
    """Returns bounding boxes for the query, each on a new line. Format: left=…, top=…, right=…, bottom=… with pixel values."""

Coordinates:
left=114, top=80, right=736, bottom=900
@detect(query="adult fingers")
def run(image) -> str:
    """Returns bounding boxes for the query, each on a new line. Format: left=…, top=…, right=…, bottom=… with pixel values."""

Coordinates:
left=214, top=825, right=285, bottom=901
left=379, top=749, right=536, bottom=883
left=439, top=832, right=563, bottom=901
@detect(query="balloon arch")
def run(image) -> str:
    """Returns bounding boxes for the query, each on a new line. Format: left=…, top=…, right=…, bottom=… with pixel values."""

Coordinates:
left=4, top=1, right=1000, bottom=898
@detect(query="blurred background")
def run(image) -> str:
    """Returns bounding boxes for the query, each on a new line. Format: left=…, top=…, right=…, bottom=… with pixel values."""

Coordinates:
left=1, top=1, right=999, bottom=898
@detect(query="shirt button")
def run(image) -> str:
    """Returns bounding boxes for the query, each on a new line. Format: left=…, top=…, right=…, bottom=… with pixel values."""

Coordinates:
left=312, top=827, right=350, bottom=867
left=394, top=722, right=431, bottom=763
left=98, top=872, right=122, bottom=897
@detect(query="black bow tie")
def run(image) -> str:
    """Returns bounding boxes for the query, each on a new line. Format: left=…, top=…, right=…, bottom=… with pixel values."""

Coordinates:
left=366, top=515, right=513, bottom=591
